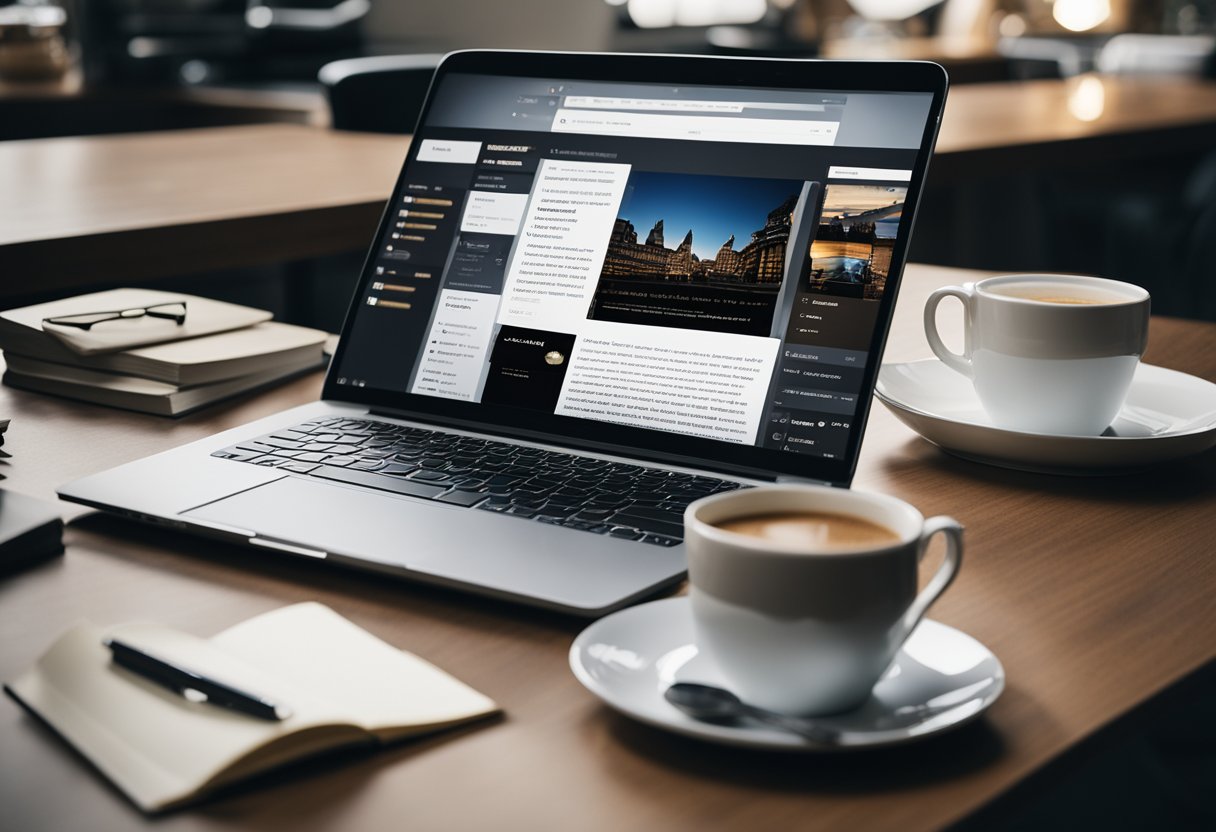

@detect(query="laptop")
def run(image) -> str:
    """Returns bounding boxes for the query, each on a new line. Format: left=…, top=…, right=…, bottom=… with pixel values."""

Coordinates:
left=60, top=51, right=948, bottom=616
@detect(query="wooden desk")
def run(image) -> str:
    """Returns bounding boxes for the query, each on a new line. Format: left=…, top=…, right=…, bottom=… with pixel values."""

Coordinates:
left=1, top=264, right=1213, bottom=831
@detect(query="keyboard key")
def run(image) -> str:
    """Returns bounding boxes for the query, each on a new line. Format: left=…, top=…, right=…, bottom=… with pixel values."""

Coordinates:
left=574, top=508, right=613, bottom=522
left=348, top=459, right=387, bottom=471
left=609, top=527, right=643, bottom=540
left=609, top=510, right=683, bottom=539
left=212, top=449, right=263, bottom=462
left=616, top=505, right=684, bottom=524
left=410, top=470, right=453, bottom=483
left=510, top=496, right=547, bottom=509
left=310, top=466, right=447, bottom=499
left=435, top=490, right=487, bottom=507
left=280, top=462, right=320, bottom=474
left=261, top=437, right=306, bottom=450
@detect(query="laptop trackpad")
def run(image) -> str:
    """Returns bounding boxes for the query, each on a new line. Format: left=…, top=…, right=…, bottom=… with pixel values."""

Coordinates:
left=185, top=476, right=472, bottom=567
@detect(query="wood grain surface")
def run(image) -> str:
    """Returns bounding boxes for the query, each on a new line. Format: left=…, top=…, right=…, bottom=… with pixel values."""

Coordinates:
left=933, top=76, right=1216, bottom=184
left=0, top=264, right=1213, bottom=831
left=0, top=124, right=407, bottom=294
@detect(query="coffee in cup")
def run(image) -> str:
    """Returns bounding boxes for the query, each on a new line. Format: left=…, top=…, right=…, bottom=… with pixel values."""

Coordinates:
left=714, top=511, right=900, bottom=549
left=923, top=274, right=1149, bottom=435
left=684, top=485, right=963, bottom=716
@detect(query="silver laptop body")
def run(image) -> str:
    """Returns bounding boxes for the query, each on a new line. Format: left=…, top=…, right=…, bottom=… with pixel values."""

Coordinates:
left=60, top=51, right=947, bottom=616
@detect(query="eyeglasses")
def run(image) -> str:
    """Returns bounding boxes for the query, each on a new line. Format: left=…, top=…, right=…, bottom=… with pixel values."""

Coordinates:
left=42, top=301, right=188, bottom=331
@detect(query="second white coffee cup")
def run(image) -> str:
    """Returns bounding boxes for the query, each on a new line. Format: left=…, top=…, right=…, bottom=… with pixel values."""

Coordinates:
left=684, top=485, right=963, bottom=716
left=923, top=273, right=1150, bottom=435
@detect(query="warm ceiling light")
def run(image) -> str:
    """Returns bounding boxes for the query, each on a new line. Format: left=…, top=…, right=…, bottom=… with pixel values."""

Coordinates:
left=1067, top=75, right=1105, bottom=122
left=845, top=0, right=941, bottom=21
left=1052, top=0, right=1111, bottom=32
left=625, top=0, right=767, bottom=28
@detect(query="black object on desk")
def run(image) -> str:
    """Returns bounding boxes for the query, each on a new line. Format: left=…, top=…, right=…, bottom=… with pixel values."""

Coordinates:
left=0, top=489, right=64, bottom=576
left=104, top=638, right=293, bottom=721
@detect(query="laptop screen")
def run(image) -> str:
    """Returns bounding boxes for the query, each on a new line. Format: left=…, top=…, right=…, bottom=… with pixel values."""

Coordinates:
left=328, top=54, right=944, bottom=484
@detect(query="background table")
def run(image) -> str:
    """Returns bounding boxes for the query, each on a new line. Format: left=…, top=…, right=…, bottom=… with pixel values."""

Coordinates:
left=4, top=76, right=1216, bottom=302
left=0, top=124, right=408, bottom=297
left=1, top=264, right=1212, bottom=831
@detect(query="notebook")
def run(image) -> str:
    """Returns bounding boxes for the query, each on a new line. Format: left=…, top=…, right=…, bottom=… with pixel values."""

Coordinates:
left=59, top=51, right=948, bottom=615
left=4, top=603, right=499, bottom=812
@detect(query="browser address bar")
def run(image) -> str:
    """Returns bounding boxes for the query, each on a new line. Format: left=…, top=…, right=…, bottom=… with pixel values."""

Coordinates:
left=550, top=109, right=839, bottom=145
left=563, top=96, right=828, bottom=114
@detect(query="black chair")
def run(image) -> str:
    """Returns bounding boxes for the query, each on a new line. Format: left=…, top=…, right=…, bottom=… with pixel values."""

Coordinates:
left=318, top=54, right=443, bottom=133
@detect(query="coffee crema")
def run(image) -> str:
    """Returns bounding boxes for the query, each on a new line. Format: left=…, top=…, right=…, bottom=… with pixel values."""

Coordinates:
left=1017, top=295, right=1106, bottom=305
left=992, top=289, right=1121, bottom=305
left=714, top=511, right=899, bottom=550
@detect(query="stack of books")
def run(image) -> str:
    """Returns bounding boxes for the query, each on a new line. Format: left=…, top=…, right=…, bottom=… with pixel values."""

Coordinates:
left=0, top=289, right=328, bottom=416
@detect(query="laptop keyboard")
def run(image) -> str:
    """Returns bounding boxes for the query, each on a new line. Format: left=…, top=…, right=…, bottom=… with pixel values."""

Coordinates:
left=212, top=416, right=746, bottom=546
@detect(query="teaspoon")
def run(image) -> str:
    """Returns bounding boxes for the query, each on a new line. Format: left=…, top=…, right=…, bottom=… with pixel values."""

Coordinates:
left=664, top=682, right=842, bottom=745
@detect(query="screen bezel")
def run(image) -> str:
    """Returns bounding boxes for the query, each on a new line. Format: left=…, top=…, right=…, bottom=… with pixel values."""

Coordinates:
left=323, top=49, right=948, bottom=484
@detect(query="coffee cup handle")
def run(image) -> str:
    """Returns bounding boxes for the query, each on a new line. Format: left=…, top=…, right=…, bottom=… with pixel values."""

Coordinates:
left=924, top=285, right=974, bottom=378
left=900, top=516, right=964, bottom=638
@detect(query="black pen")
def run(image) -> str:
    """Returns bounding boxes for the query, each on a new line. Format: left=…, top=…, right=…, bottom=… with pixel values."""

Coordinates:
left=103, top=638, right=293, bottom=721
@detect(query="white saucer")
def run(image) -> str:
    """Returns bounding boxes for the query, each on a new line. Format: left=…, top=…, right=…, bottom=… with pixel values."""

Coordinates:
left=569, top=597, right=1004, bottom=752
left=876, top=360, right=1216, bottom=475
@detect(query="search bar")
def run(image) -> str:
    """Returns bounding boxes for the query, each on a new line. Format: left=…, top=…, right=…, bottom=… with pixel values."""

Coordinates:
left=562, top=96, right=828, bottom=114
left=827, top=166, right=912, bottom=182
left=564, top=96, right=746, bottom=113
left=551, top=109, right=839, bottom=145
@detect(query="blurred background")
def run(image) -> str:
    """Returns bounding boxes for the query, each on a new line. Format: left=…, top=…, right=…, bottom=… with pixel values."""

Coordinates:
left=2, top=0, right=1214, bottom=330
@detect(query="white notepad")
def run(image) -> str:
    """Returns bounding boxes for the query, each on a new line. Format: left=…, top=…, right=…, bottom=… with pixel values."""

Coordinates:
left=4, top=603, right=500, bottom=812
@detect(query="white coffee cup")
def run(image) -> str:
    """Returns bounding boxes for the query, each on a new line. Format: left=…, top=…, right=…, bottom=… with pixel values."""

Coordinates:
left=684, top=485, right=963, bottom=716
left=924, top=274, right=1150, bottom=435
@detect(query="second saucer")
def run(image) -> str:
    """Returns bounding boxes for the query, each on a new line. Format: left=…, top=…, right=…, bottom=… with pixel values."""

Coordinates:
left=569, top=597, right=1005, bottom=752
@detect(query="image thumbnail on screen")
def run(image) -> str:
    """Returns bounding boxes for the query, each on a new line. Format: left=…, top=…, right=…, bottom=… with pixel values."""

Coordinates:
left=807, top=184, right=906, bottom=301
left=588, top=170, right=803, bottom=337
